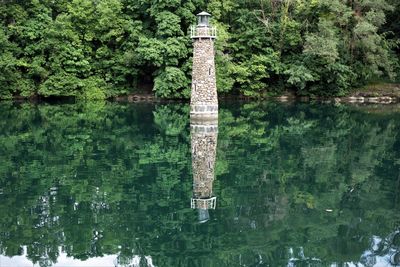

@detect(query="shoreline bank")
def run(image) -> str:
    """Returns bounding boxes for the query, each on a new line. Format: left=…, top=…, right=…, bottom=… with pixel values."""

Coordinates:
left=3, top=83, right=400, bottom=104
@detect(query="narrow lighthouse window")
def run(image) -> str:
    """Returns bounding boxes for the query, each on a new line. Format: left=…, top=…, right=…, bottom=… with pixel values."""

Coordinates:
left=209, top=67, right=211, bottom=76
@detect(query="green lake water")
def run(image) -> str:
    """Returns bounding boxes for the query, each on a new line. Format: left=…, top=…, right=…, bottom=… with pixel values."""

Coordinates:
left=0, top=102, right=399, bottom=267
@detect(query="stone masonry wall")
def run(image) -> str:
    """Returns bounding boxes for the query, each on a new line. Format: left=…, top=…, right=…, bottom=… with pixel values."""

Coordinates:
left=191, top=27, right=218, bottom=108
left=191, top=122, right=218, bottom=199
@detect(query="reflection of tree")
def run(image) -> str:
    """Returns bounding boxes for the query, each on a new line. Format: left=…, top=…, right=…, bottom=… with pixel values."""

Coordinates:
left=0, top=103, right=399, bottom=266
left=213, top=103, right=400, bottom=265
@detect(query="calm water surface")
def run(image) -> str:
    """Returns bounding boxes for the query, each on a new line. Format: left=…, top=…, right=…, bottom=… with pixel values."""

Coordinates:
left=0, top=102, right=399, bottom=267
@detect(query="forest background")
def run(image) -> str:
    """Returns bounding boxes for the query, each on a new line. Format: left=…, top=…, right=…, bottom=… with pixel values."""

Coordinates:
left=0, top=0, right=399, bottom=100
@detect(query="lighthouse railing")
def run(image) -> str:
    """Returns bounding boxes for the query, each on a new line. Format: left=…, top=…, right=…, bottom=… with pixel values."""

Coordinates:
left=190, top=25, right=217, bottom=39
left=191, top=197, right=217, bottom=209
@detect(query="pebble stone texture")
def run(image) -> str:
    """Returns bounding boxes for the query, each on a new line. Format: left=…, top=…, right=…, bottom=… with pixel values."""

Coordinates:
left=191, top=25, right=218, bottom=118
left=190, top=119, right=218, bottom=210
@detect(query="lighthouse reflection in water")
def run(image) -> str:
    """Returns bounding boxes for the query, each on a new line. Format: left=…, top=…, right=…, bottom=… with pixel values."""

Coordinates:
left=190, top=117, right=218, bottom=223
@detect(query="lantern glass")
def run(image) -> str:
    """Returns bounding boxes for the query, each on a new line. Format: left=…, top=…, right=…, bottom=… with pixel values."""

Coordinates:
left=197, top=12, right=211, bottom=26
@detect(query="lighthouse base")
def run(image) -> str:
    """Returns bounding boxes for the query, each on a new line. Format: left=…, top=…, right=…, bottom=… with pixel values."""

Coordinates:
left=190, top=104, right=218, bottom=120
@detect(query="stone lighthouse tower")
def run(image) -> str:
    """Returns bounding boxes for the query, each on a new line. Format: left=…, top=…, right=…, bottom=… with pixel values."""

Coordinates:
left=190, top=12, right=218, bottom=119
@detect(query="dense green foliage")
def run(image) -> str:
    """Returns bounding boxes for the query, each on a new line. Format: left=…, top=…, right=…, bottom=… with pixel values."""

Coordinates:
left=0, top=102, right=399, bottom=266
left=0, top=0, right=399, bottom=99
